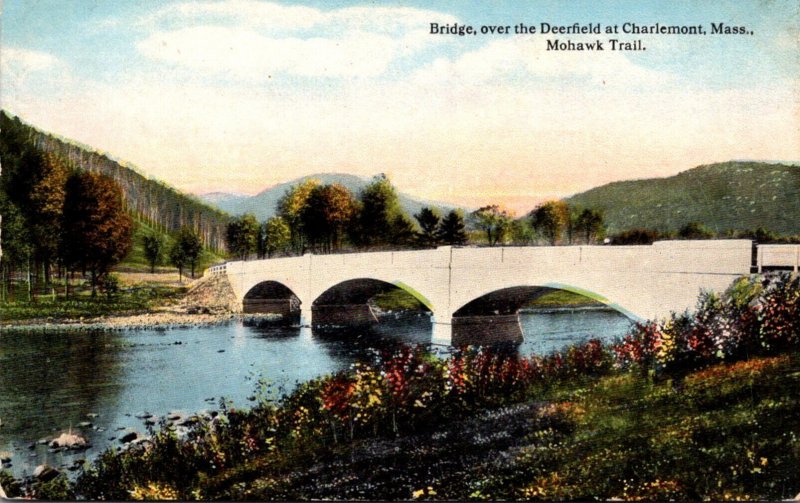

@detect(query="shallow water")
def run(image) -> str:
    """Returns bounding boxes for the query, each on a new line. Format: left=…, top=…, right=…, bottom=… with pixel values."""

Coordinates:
left=0, top=309, right=631, bottom=477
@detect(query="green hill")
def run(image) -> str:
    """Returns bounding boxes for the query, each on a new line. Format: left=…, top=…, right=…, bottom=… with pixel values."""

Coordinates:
left=1, top=111, right=231, bottom=251
left=566, top=161, right=800, bottom=235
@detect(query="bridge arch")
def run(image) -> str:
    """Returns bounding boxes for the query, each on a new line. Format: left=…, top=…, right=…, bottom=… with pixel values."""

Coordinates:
left=312, top=278, right=433, bottom=311
left=311, top=278, right=433, bottom=328
left=449, top=283, right=638, bottom=347
left=242, top=280, right=302, bottom=321
left=452, top=283, right=639, bottom=320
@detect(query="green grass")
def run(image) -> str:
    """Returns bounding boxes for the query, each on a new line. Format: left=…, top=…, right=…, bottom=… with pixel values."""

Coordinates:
left=371, top=289, right=428, bottom=311
left=0, top=285, right=183, bottom=323
left=524, top=289, right=603, bottom=308
left=477, top=354, right=800, bottom=500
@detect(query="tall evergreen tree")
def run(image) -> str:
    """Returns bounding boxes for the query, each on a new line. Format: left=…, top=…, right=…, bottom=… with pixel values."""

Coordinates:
left=414, top=207, right=442, bottom=248
left=438, top=210, right=467, bottom=246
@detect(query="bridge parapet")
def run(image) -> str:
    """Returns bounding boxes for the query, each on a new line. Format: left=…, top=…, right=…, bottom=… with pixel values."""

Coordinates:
left=222, top=240, right=759, bottom=344
left=757, top=244, right=800, bottom=272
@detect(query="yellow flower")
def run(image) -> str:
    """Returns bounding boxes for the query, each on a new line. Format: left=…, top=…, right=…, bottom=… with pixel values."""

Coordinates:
left=129, top=482, right=179, bottom=501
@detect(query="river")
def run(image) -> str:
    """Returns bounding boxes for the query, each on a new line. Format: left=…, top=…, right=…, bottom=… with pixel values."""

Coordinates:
left=0, top=308, right=632, bottom=478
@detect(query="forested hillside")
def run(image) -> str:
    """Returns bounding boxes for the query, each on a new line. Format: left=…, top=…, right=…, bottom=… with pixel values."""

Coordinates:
left=566, top=161, right=800, bottom=235
left=1, top=112, right=230, bottom=250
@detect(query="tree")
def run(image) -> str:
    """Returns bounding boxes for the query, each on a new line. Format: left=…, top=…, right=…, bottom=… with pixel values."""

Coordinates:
left=14, top=151, right=70, bottom=286
left=414, top=207, right=441, bottom=248
left=510, top=218, right=535, bottom=245
left=262, top=217, right=290, bottom=258
left=470, top=205, right=514, bottom=246
left=226, top=214, right=260, bottom=260
left=61, top=171, right=133, bottom=296
left=678, top=222, right=714, bottom=240
left=169, top=239, right=187, bottom=282
left=438, top=210, right=467, bottom=246
left=178, top=227, right=202, bottom=278
left=300, top=184, right=356, bottom=253
left=610, top=228, right=662, bottom=245
left=530, top=200, right=570, bottom=245
left=142, top=231, right=166, bottom=273
left=390, top=213, right=417, bottom=247
left=276, top=179, right=319, bottom=254
left=575, top=208, right=605, bottom=244
left=353, top=174, right=412, bottom=248
left=0, top=197, right=32, bottom=301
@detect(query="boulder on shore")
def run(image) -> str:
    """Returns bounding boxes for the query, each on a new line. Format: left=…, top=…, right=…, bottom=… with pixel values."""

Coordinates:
left=119, top=431, right=138, bottom=443
left=49, top=432, right=88, bottom=450
left=33, top=464, right=61, bottom=482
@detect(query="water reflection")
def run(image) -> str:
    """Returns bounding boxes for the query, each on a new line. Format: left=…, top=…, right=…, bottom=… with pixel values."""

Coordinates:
left=0, top=308, right=631, bottom=478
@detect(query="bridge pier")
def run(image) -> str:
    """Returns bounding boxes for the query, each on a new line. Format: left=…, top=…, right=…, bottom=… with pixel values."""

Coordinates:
left=431, top=314, right=525, bottom=347
left=311, top=304, right=379, bottom=328
left=451, top=314, right=524, bottom=347
left=431, top=321, right=452, bottom=346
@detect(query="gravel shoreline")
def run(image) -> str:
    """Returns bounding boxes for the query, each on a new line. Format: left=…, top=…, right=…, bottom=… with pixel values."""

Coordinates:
left=0, top=310, right=283, bottom=333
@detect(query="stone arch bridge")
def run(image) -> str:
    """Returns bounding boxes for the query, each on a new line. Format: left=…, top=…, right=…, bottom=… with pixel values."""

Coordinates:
left=213, top=240, right=757, bottom=345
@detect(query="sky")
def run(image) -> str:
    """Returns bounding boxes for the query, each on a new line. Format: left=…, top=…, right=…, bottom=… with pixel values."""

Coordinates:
left=2, top=0, right=798, bottom=214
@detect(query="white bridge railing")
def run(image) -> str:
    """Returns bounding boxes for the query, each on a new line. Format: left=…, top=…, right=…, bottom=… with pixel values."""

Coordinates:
left=207, top=263, right=228, bottom=276
left=757, top=244, right=800, bottom=272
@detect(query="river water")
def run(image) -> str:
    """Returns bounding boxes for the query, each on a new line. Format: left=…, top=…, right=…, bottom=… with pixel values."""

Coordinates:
left=0, top=309, right=631, bottom=478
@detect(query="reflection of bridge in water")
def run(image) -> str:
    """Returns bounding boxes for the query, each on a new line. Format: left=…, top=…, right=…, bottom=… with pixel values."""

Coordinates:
left=209, top=240, right=799, bottom=346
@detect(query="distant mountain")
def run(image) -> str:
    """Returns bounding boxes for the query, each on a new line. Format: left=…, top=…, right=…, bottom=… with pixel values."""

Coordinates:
left=196, top=191, right=251, bottom=214
left=198, top=173, right=467, bottom=221
left=566, top=161, right=800, bottom=235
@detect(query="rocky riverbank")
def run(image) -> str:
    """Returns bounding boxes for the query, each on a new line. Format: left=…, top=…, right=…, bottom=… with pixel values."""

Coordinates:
left=0, top=309, right=255, bottom=332
left=0, top=274, right=285, bottom=332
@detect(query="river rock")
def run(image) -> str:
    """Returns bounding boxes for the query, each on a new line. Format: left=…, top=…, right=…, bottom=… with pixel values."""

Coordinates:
left=78, top=421, right=92, bottom=428
left=135, top=412, right=153, bottom=419
left=177, top=416, right=199, bottom=427
left=33, top=464, right=61, bottom=482
left=86, top=413, right=99, bottom=419
left=50, top=432, right=88, bottom=450
left=119, top=431, right=138, bottom=443
left=0, top=452, right=12, bottom=463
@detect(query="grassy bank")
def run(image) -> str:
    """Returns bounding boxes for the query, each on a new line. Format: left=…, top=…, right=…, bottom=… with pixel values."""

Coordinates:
left=6, top=349, right=797, bottom=500
left=227, top=353, right=800, bottom=501
left=0, top=281, right=185, bottom=324
left=524, top=289, right=604, bottom=308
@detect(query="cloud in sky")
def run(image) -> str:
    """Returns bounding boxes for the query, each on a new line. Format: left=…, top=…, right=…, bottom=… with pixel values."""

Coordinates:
left=1, top=46, right=64, bottom=91
left=1, top=1, right=798, bottom=213
left=134, top=1, right=459, bottom=78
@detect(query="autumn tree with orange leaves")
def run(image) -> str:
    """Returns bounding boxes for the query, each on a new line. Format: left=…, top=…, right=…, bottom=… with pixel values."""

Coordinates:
left=61, top=171, right=133, bottom=296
